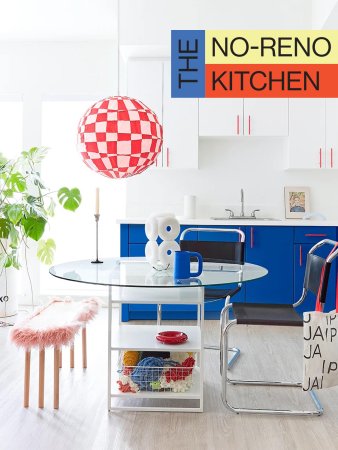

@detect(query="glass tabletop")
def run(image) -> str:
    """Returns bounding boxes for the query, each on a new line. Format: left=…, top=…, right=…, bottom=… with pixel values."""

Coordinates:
left=49, top=257, right=268, bottom=288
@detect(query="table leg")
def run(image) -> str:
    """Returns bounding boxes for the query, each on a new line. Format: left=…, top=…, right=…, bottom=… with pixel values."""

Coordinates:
left=70, top=344, right=75, bottom=368
left=24, top=350, right=31, bottom=408
left=82, top=327, right=87, bottom=369
left=200, top=287, right=204, bottom=412
left=157, top=304, right=162, bottom=326
left=107, top=285, right=112, bottom=412
left=54, top=348, right=60, bottom=409
left=39, top=349, right=45, bottom=408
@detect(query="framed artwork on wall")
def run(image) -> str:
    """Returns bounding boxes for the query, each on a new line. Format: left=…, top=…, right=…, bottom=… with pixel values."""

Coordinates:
left=284, top=186, right=310, bottom=219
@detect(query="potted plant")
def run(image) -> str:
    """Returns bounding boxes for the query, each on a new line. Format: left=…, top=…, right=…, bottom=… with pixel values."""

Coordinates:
left=0, top=147, right=81, bottom=320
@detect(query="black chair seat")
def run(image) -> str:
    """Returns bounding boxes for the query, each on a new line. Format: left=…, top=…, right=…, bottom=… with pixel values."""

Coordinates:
left=205, top=286, right=241, bottom=301
left=232, top=302, right=303, bottom=326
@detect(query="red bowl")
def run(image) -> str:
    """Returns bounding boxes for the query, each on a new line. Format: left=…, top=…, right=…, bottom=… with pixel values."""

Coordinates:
left=156, top=331, right=188, bottom=345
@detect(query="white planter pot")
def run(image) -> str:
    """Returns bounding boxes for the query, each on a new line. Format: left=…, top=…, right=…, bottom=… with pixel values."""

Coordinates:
left=0, top=268, right=19, bottom=318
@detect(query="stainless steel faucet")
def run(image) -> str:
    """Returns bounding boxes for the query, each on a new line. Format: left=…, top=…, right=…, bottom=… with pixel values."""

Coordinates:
left=240, top=188, right=245, bottom=217
left=223, top=188, right=260, bottom=219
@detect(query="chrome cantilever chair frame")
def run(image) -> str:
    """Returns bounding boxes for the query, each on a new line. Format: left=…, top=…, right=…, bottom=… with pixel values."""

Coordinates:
left=180, top=227, right=245, bottom=367
left=220, top=239, right=338, bottom=416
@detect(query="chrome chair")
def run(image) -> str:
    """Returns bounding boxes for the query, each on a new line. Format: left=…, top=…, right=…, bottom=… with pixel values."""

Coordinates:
left=180, top=227, right=245, bottom=364
left=220, top=239, right=338, bottom=416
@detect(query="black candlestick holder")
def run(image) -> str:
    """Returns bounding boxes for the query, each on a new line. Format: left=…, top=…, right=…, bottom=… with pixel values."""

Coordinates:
left=91, top=213, right=103, bottom=264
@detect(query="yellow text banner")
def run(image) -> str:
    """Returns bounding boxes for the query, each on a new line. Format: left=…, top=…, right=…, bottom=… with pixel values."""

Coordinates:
left=205, top=30, right=338, bottom=64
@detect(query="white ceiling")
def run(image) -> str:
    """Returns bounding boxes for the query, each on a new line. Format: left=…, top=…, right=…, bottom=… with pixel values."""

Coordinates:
left=0, top=0, right=337, bottom=42
left=0, top=0, right=117, bottom=40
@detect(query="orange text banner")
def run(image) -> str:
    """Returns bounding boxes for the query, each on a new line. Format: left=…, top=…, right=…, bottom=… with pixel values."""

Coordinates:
left=205, top=64, right=338, bottom=97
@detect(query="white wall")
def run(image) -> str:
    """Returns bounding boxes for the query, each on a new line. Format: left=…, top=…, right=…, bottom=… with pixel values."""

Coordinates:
left=0, top=0, right=117, bottom=40
left=120, top=0, right=311, bottom=46
left=126, top=138, right=338, bottom=220
left=121, top=0, right=338, bottom=220
left=312, top=0, right=338, bottom=28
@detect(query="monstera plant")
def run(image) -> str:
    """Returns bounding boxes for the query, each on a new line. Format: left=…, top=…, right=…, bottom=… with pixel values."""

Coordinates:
left=0, top=147, right=81, bottom=269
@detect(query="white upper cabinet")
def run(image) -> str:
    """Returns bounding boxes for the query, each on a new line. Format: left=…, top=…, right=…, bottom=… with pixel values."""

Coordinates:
left=243, top=99, right=288, bottom=137
left=162, top=62, right=198, bottom=169
left=127, top=59, right=162, bottom=123
left=199, top=98, right=243, bottom=136
left=199, top=98, right=288, bottom=137
left=127, top=58, right=198, bottom=169
left=287, top=99, right=337, bottom=169
left=325, top=99, right=338, bottom=169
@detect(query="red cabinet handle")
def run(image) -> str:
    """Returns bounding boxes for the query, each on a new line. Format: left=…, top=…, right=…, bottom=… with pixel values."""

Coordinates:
left=248, top=115, right=251, bottom=135
left=166, top=147, right=170, bottom=167
left=304, top=233, right=327, bottom=237
left=236, top=115, right=240, bottom=135
left=250, top=226, right=254, bottom=248
left=319, top=148, right=322, bottom=168
left=331, top=148, right=333, bottom=168
left=299, top=245, right=302, bottom=267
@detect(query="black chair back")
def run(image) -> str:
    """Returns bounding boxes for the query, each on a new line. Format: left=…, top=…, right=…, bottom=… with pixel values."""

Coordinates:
left=304, top=253, right=331, bottom=304
left=179, top=240, right=245, bottom=265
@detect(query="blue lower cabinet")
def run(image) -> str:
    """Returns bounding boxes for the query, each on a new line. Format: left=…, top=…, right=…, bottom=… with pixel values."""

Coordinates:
left=245, top=226, right=294, bottom=304
left=294, top=243, right=337, bottom=314
left=121, top=223, right=337, bottom=321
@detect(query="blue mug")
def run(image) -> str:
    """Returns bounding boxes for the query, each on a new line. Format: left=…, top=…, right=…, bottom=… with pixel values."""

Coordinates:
left=174, top=251, right=203, bottom=279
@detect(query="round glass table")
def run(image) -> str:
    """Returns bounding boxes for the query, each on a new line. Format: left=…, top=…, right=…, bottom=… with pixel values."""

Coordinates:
left=49, top=257, right=267, bottom=413
left=49, top=257, right=268, bottom=288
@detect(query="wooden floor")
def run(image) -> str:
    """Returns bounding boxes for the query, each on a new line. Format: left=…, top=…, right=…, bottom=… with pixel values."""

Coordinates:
left=2, top=309, right=338, bottom=450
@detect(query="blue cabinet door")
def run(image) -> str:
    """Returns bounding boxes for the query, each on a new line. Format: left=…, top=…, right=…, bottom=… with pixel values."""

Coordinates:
left=294, top=243, right=337, bottom=314
left=245, top=226, right=294, bottom=304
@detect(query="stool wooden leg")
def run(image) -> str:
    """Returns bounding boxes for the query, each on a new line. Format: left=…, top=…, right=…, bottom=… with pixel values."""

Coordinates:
left=59, top=349, right=62, bottom=369
left=82, top=327, right=87, bottom=369
left=38, top=349, right=45, bottom=408
left=70, top=344, right=74, bottom=369
left=24, top=350, right=31, bottom=408
left=54, top=348, right=60, bottom=409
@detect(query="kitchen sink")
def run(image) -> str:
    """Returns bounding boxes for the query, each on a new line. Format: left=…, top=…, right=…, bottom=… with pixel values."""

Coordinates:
left=210, top=217, right=281, bottom=221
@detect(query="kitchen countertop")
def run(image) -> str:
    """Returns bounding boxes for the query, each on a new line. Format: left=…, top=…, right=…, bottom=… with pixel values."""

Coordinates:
left=117, top=218, right=338, bottom=226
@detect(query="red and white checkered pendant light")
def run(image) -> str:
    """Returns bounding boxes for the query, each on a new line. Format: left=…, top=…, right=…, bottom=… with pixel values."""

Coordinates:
left=77, top=96, right=163, bottom=179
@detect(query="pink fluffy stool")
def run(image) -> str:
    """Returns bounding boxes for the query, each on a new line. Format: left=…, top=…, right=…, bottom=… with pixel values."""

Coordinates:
left=10, top=297, right=100, bottom=409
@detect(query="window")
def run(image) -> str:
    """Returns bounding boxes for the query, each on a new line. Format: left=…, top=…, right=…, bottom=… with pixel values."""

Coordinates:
left=0, top=100, right=23, bottom=158
left=40, top=100, right=126, bottom=296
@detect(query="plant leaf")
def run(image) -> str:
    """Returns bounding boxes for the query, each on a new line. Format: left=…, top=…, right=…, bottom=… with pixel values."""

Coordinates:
left=0, top=153, right=8, bottom=167
left=3, top=189, right=13, bottom=198
left=9, top=225, right=20, bottom=249
left=21, top=147, right=48, bottom=164
left=30, top=147, right=48, bottom=163
left=7, top=204, right=23, bottom=225
left=0, top=250, right=7, bottom=268
left=8, top=248, right=20, bottom=269
left=37, top=238, right=56, bottom=265
left=46, top=198, right=56, bottom=217
left=6, top=172, right=26, bottom=193
left=21, top=216, right=46, bottom=241
left=24, top=202, right=48, bottom=221
left=3, top=254, right=12, bottom=268
left=0, top=219, right=11, bottom=239
left=57, top=187, right=81, bottom=211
